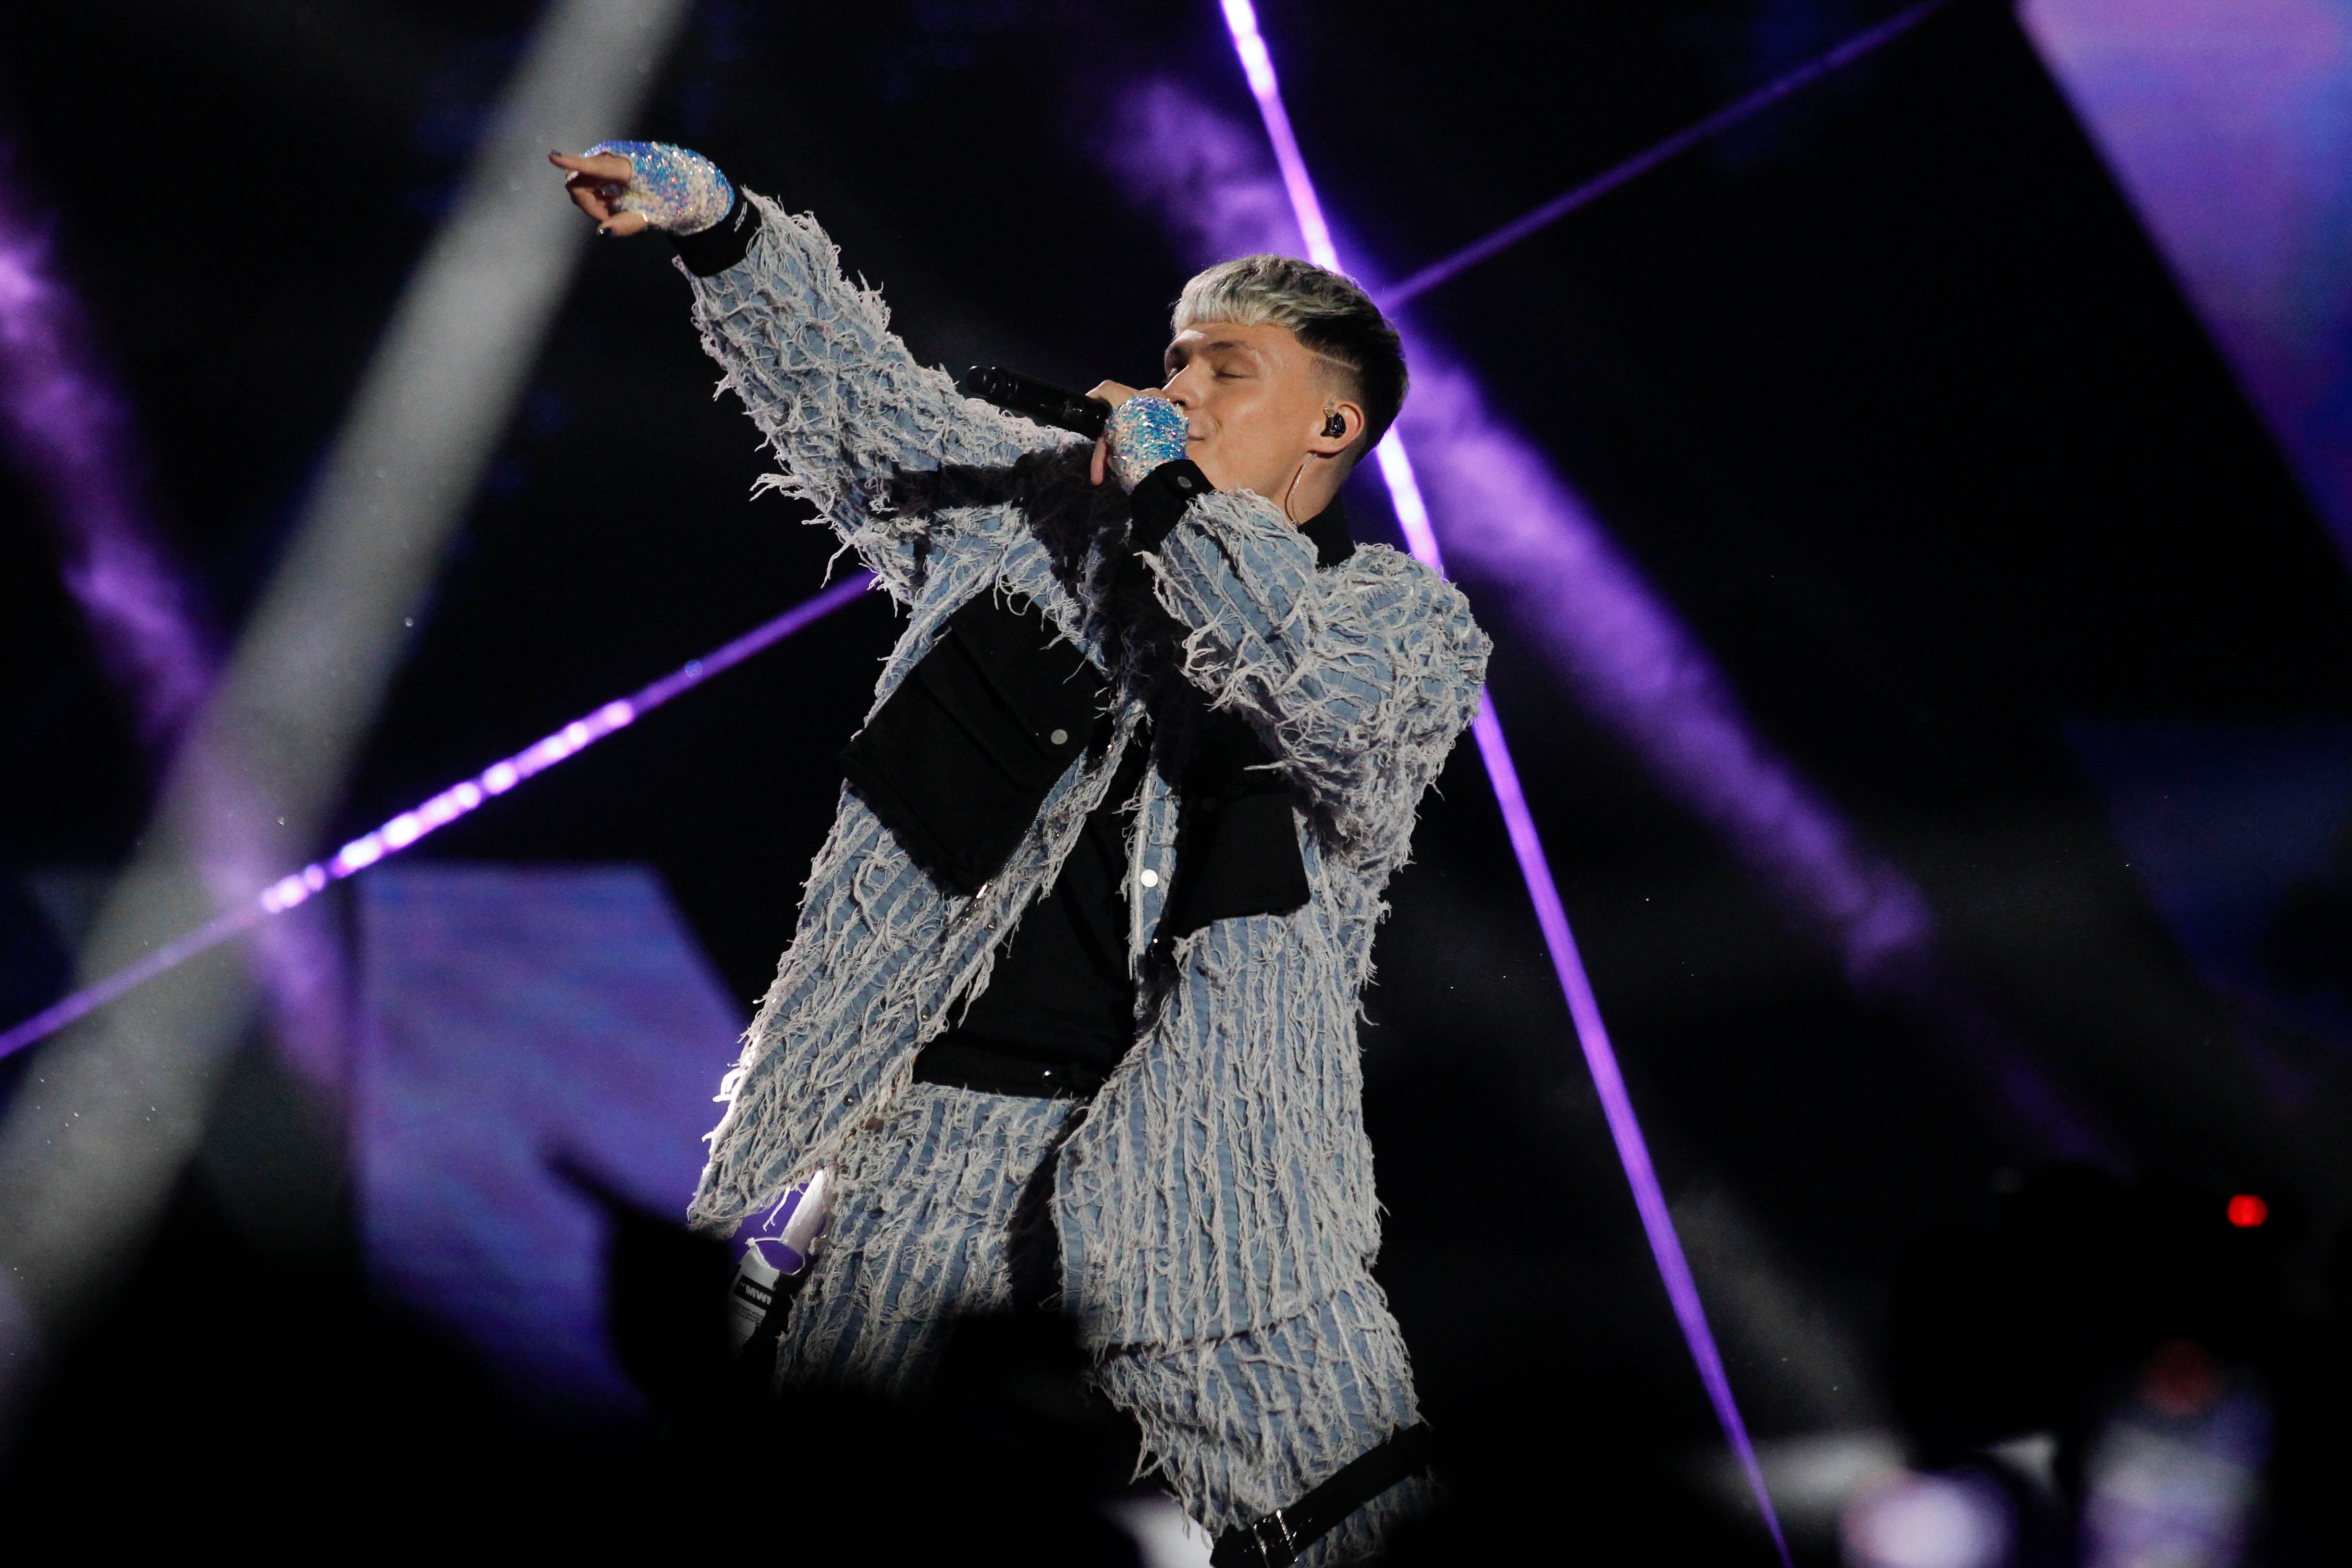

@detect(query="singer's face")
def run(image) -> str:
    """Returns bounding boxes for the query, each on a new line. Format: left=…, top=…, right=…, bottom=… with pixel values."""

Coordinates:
left=1161, top=323, right=1351, bottom=512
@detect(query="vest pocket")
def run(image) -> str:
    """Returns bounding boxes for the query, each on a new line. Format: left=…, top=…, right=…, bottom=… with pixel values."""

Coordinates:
left=1157, top=708, right=1311, bottom=941
left=843, top=592, right=1105, bottom=894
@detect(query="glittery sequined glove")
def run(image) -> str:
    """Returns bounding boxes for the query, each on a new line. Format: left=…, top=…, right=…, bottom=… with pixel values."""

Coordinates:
left=1104, top=394, right=1190, bottom=493
left=581, top=140, right=735, bottom=235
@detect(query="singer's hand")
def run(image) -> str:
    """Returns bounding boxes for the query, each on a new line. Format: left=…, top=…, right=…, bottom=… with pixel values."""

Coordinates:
left=1099, top=391, right=1191, bottom=493
left=1087, top=381, right=1138, bottom=488
left=550, top=151, right=654, bottom=236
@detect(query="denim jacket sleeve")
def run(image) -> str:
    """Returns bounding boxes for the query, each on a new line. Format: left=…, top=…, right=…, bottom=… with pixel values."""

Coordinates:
left=683, top=195, right=1079, bottom=603
left=1145, top=488, right=1492, bottom=864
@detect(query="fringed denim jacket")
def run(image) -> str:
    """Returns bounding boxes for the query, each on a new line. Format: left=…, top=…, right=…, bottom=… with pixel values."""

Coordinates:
left=686, top=196, right=1491, bottom=1349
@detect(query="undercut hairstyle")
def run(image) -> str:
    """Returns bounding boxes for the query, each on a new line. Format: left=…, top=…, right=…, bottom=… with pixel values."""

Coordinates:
left=1173, top=254, right=1407, bottom=466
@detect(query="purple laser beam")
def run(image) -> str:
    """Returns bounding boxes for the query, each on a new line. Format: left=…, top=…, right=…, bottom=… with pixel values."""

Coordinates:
left=1112, top=43, right=2098, bottom=1145
left=1383, top=0, right=1955, bottom=308
left=1216, top=1, right=1793, bottom=1559
left=0, top=151, right=215, bottom=755
left=0, top=573, right=873, bottom=1062
left=0, top=144, right=370, bottom=1094
left=1217, top=0, right=1340, bottom=270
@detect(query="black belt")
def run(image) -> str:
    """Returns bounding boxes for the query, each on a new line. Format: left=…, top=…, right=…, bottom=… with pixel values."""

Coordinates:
left=1211, top=1423, right=1434, bottom=1567
left=912, top=1037, right=1110, bottom=1099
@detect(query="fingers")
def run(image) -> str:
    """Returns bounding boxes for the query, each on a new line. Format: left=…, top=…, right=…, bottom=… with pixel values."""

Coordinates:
left=552, top=152, right=652, bottom=235
left=548, top=150, right=636, bottom=181
left=552, top=151, right=634, bottom=225
left=564, top=180, right=615, bottom=222
left=564, top=186, right=651, bottom=235
left=1086, top=385, right=1132, bottom=484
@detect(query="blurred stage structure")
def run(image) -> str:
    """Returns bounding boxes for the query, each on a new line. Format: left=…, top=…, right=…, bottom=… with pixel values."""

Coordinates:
left=358, top=863, right=742, bottom=1419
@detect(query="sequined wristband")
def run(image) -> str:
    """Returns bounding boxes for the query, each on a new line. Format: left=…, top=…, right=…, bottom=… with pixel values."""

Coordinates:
left=1106, top=394, right=1191, bottom=493
left=582, top=139, right=735, bottom=234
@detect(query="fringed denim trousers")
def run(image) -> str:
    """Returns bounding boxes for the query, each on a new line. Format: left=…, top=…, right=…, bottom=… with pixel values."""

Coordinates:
left=772, top=1083, right=1433, bottom=1565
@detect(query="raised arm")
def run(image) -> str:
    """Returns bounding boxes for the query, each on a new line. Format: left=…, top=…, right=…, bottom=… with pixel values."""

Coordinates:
left=552, top=143, right=1076, bottom=602
left=1139, top=478, right=1491, bottom=864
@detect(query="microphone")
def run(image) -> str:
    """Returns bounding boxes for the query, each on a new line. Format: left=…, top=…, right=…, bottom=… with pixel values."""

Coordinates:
left=959, top=366, right=1110, bottom=439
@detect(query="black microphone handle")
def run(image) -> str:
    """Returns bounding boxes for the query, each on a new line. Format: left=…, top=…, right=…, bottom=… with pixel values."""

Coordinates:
left=958, top=366, right=1111, bottom=440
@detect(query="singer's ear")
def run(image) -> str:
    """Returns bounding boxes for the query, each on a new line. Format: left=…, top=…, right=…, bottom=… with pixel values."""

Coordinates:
left=1311, top=397, right=1366, bottom=457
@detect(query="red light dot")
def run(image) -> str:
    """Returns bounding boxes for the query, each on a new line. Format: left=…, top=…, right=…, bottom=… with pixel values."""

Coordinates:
left=2227, top=1194, right=2267, bottom=1228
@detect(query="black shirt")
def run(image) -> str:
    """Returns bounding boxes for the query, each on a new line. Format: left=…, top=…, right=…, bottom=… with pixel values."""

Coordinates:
left=921, top=733, right=1152, bottom=1090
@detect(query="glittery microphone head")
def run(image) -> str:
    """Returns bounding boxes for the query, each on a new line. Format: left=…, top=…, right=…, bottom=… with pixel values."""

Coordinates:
left=1107, top=394, right=1190, bottom=491
left=582, top=140, right=736, bottom=235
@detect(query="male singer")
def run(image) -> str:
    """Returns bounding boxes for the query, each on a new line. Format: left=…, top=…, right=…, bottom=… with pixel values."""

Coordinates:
left=551, top=141, right=1488, bottom=1566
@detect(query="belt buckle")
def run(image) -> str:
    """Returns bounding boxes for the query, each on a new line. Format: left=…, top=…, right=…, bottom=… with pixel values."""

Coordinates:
left=1250, top=1509, right=1298, bottom=1567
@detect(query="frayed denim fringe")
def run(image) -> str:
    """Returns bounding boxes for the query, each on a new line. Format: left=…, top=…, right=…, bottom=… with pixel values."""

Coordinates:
left=777, top=1084, right=1431, bottom=1564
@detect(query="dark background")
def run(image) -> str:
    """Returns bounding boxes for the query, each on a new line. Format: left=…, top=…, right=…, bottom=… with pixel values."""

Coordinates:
left=5, top=0, right=2349, bottom=1557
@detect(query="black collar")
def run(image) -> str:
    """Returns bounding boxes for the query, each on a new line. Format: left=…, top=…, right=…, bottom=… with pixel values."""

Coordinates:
left=1301, top=494, right=1355, bottom=568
